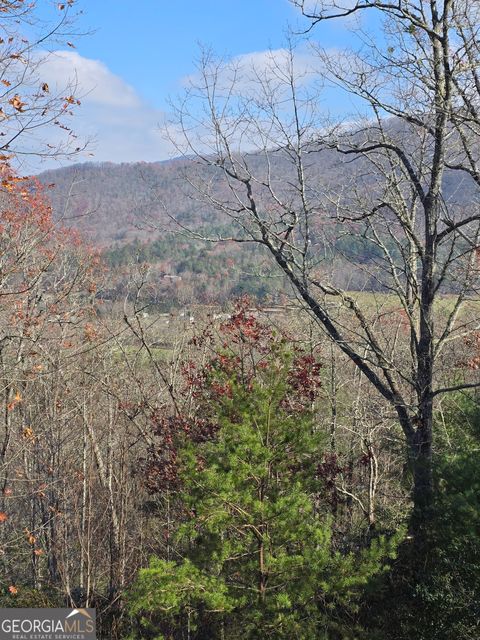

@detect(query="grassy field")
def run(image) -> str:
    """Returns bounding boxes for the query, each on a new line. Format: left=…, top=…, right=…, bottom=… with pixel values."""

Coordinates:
left=112, top=292, right=480, bottom=369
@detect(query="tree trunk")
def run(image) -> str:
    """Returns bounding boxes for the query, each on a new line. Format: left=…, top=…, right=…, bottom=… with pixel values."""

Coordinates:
left=410, top=417, right=434, bottom=535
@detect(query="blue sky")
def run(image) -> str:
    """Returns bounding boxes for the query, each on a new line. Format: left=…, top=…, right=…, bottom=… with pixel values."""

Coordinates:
left=75, top=1, right=303, bottom=111
left=33, top=1, right=362, bottom=167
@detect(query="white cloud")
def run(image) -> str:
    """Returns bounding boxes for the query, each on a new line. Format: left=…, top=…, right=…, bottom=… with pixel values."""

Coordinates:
left=231, top=47, right=317, bottom=77
left=184, top=46, right=321, bottom=95
left=28, top=46, right=323, bottom=171
left=41, top=50, right=142, bottom=108
left=171, top=45, right=329, bottom=160
left=31, top=50, right=176, bottom=169
left=31, top=47, right=322, bottom=170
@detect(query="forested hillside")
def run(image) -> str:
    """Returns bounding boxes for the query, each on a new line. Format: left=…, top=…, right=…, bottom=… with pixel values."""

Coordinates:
left=39, top=137, right=476, bottom=248
left=38, top=143, right=477, bottom=307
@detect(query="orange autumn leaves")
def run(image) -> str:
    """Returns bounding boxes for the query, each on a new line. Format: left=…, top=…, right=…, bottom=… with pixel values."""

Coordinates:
left=57, top=0, right=75, bottom=10
left=0, top=172, right=100, bottom=579
left=6, top=390, right=21, bottom=412
left=0, top=172, right=54, bottom=249
left=0, top=517, right=44, bottom=558
left=25, top=528, right=44, bottom=555
left=0, top=169, right=101, bottom=306
left=9, top=94, right=25, bottom=112
left=0, top=0, right=27, bottom=12
left=0, top=89, right=79, bottom=127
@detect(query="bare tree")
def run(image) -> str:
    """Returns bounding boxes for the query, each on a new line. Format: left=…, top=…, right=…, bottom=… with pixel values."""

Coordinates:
left=0, top=0, right=85, bottom=170
left=168, top=0, right=480, bottom=535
